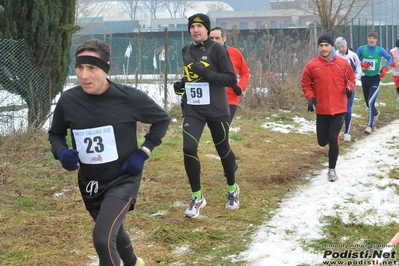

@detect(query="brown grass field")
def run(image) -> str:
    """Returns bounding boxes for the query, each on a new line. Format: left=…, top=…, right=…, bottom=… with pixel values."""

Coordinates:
left=1, top=77, right=399, bottom=265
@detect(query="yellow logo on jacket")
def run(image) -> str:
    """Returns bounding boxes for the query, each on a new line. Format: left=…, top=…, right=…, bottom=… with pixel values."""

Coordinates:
left=183, top=61, right=210, bottom=82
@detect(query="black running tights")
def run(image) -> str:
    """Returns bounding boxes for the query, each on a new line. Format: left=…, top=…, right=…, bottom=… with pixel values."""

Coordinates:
left=316, top=113, right=345, bottom=169
left=182, top=116, right=236, bottom=192
left=91, top=196, right=137, bottom=266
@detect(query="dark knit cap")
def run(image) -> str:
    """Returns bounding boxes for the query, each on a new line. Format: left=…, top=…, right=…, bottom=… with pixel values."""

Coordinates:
left=396, top=39, right=399, bottom=48
left=368, top=29, right=378, bottom=39
left=188, top=13, right=210, bottom=33
left=317, top=34, right=334, bottom=46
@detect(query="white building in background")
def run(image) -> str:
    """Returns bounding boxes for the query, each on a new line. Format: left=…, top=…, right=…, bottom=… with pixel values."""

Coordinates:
left=76, top=0, right=234, bottom=34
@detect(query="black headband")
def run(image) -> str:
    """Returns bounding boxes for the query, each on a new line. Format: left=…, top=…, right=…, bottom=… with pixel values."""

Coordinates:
left=75, top=56, right=110, bottom=74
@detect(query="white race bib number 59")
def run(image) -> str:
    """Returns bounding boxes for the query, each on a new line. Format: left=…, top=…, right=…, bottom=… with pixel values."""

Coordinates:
left=185, top=82, right=210, bottom=105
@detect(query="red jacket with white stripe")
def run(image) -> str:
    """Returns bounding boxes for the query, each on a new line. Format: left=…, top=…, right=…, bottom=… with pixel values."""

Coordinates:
left=226, top=46, right=250, bottom=105
left=301, top=53, right=356, bottom=115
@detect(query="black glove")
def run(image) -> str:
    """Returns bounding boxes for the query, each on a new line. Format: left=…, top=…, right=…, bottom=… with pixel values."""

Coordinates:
left=58, top=148, right=79, bottom=171
left=307, top=98, right=316, bottom=112
left=191, top=61, right=206, bottom=75
left=232, top=85, right=242, bottom=96
left=345, top=88, right=352, bottom=98
left=191, top=61, right=216, bottom=81
left=173, top=81, right=185, bottom=95
left=121, top=149, right=149, bottom=176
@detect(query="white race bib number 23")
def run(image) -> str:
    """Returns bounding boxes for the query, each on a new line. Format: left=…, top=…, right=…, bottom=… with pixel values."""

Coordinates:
left=185, top=82, right=210, bottom=105
left=72, top=125, right=118, bottom=164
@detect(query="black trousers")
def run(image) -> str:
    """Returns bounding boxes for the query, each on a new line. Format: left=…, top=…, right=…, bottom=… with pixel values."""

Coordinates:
left=361, top=75, right=381, bottom=127
left=316, top=113, right=345, bottom=169
left=78, top=174, right=142, bottom=266
left=229, top=105, right=238, bottom=124
left=182, top=116, right=236, bottom=192
left=91, top=196, right=137, bottom=266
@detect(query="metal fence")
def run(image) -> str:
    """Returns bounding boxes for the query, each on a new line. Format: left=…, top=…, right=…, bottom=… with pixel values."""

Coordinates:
left=1, top=24, right=399, bottom=133
left=332, top=24, right=399, bottom=53
left=70, top=34, right=184, bottom=77
left=69, top=24, right=399, bottom=77
left=0, top=39, right=46, bottom=134
left=69, top=27, right=313, bottom=77
left=67, top=27, right=316, bottom=111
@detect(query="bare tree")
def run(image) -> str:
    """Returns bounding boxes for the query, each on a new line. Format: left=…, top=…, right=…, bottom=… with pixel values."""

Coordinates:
left=206, top=2, right=230, bottom=13
left=75, top=0, right=110, bottom=24
left=277, top=0, right=386, bottom=33
left=178, top=1, right=193, bottom=18
left=142, top=0, right=165, bottom=20
left=120, top=0, right=141, bottom=20
left=74, top=0, right=113, bottom=36
left=162, top=0, right=193, bottom=18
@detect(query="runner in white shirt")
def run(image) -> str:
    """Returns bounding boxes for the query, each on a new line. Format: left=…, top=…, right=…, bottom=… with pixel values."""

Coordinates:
left=389, top=39, right=399, bottom=102
left=335, top=37, right=362, bottom=142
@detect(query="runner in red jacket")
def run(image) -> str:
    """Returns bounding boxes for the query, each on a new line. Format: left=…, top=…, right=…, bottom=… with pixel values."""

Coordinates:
left=210, top=26, right=250, bottom=123
left=301, top=34, right=356, bottom=182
